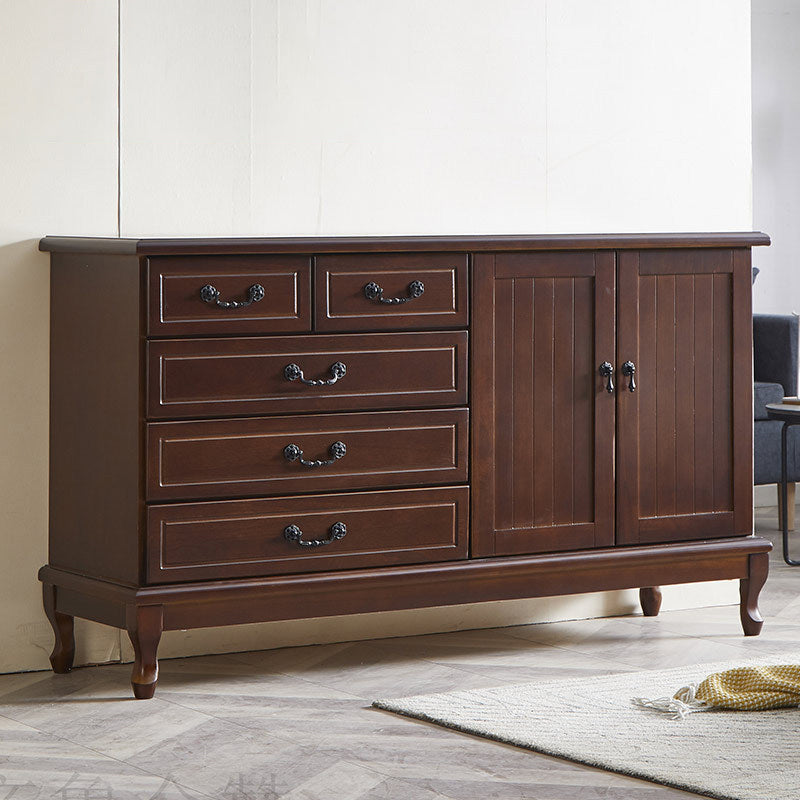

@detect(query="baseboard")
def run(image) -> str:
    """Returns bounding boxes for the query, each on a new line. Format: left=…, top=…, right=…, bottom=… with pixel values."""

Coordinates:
left=754, top=485, right=777, bottom=508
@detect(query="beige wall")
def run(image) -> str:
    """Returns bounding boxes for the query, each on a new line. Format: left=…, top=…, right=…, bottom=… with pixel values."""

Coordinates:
left=1, top=0, right=752, bottom=674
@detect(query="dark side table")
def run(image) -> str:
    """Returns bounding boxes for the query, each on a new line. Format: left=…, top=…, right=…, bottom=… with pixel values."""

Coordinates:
left=765, top=402, right=800, bottom=565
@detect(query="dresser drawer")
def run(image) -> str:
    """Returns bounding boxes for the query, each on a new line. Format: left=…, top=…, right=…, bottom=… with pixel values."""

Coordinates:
left=315, top=253, right=468, bottom=331
left=147, top=408, right=469, bottom=501
left=146, top=486, right=468, bottom=583
left=148, top=331, right=467, bottom=419
left=148, top=255, right=311, bottom=335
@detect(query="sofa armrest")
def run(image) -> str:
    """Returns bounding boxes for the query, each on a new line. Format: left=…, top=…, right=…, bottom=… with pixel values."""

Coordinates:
left=753, top=313, right=799, bottom=396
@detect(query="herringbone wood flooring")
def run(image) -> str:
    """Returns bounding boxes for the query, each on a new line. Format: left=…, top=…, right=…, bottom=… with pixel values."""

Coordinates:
left=2, top=507, right=798, bottom=798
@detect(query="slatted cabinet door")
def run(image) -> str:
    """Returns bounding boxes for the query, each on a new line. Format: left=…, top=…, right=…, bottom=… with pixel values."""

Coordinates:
left=615, top=249, right=753, bottom=544
left=471, top=252, right=616, bottom=557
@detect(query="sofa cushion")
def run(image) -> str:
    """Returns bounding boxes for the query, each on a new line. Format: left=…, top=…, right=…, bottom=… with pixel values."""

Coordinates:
left=755, top=419, right=800, bottom=484
left=754, top=381, right=785, bottom=420
left=753, top=314, right=799, bottom=395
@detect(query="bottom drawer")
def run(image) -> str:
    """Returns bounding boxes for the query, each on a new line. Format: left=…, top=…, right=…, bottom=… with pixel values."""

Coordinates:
left=146, top=486, right=468, bottom=583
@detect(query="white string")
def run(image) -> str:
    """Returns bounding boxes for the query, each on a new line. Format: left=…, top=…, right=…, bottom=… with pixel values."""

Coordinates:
left=632, top=683, right=713, bottom=719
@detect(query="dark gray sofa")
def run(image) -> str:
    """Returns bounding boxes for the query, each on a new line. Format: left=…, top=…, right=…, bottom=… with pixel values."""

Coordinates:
left=754, top=314, right=800, bottom=490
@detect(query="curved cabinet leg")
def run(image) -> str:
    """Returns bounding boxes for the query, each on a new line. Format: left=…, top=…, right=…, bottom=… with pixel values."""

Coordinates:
left=740, top=552, right=769, bottom=636
left=639, top=586, right=662, bottom=617
left=127, top=605, right=163, bottom=699
left=42, top=583, right=75, bottom=673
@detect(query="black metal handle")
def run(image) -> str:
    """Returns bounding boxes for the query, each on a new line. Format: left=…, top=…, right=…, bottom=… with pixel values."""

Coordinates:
left=364, top=280, right=424, bottom=305
left=284, top=361, right=346, bottom=386
left=283, top=441, right=347, bottom=468
left=622, top=361, right=636, bottom=392
left=284, top=521, right=347, bottom=547
left=599, top=362, right=614, bottom=393
left=200, top=283, right=265, bottom=309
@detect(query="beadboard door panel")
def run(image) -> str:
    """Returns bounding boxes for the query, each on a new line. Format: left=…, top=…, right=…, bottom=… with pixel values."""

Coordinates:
left=615, top=249, right=753, bottom=544
left=471, top=251, right=616, bottom=557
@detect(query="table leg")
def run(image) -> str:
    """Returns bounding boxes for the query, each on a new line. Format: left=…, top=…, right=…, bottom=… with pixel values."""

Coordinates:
left=781, top=422, right=800, bottom=566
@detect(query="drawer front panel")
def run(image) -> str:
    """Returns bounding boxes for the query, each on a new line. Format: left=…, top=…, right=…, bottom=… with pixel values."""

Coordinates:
left=316, top=253, right=469, bottom=331
left=148, top=332, right=468, bottom=419
left=147, top=409, right=469, bottom=501
left=146, top=486, right=469, bottom=582
left=148, top=255, right=311, bottom=335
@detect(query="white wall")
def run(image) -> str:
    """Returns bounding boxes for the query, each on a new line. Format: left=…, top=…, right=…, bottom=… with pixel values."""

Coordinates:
left=1, top=0, right=752, bottom=674
left=752, top=0, right=800, bottom=314
left=121, top=0, right=752, bottom=237
left=0, top=1, right=121, bottom=673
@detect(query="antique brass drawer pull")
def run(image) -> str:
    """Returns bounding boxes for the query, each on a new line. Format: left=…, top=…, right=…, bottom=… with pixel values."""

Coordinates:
left=284, top=521, right=347, bottom=547
left=363, top=280, right=424, bottom=305
left=284, top=361, right=346, bottom=386
left=199, top=283, right=265, bottom=309
left=283, top=440, right=347, bottom=468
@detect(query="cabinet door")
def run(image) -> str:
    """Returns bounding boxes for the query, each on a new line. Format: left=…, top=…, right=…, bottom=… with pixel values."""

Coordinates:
left=616, top=249, right=753, bottom=544
left=472, top=252, right=616, bottom=557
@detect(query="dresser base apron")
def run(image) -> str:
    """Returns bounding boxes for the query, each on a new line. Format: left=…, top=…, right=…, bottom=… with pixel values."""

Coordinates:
left=40, top=536, right=771, bottom=699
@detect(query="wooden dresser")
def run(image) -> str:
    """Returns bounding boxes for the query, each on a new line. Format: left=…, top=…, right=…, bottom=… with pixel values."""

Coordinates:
left=39, top=233, right=771, bottom=699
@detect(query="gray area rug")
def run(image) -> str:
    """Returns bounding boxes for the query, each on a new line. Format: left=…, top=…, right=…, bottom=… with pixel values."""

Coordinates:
left=374, top=654, right=800, bottom=800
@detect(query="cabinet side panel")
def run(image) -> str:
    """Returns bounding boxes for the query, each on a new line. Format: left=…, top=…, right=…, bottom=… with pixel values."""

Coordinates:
left=49, top=253, right=143, bottom=584
left=731, top=249, right=754, bottom=535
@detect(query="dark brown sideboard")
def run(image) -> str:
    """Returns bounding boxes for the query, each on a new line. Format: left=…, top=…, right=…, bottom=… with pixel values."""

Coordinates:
left=38, top=233, right=772, bottom=699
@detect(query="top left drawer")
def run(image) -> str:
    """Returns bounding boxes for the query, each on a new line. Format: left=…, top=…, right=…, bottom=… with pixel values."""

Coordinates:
left=148, top=256, right=311, bottom=336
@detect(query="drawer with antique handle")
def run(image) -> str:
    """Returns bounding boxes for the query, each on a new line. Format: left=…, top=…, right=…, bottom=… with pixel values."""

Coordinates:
left=148, top=255, right=311, bottom=336
left=147, top=408, right=469, bottom=501
left=315, top=253, right=468, bottom=332
left=145, top=486, right=469, bottom=582
left=147, top=331, right=468, bottom=419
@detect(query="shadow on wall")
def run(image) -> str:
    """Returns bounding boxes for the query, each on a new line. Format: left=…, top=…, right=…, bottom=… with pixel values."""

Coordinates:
left=0, top=239, right=120, bottom=673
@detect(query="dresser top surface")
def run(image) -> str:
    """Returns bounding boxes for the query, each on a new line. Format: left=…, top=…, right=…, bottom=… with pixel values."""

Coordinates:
left=40, top=231, right=770, bottom=256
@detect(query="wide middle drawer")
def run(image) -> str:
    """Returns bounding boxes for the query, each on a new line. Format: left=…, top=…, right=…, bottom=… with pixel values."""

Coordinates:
left=147, top=331, right=468, bottom=419
left=147, top=408, right=469, bottom=501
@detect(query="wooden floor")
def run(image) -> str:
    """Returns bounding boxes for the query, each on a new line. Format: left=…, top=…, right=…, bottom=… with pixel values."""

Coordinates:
left=2, top=508, right=799, bottom=799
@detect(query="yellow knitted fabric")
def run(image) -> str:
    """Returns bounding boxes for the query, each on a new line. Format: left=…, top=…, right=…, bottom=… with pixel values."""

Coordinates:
left=691, top=665, right=800, bottom=711
left=633, top=664, right=800, bottom=717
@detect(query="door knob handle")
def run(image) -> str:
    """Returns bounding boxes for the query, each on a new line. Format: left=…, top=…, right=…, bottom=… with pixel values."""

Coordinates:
left=599, top=362, right=614, bottom=393
left=622, top=361, right=636, bottom=392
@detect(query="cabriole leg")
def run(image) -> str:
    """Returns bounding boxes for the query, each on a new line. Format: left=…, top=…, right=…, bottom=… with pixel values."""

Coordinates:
left=639, top=586, right=662, bottom=617
left=127, top=605, right=163, bottom=699
left=42, top=583, right=75, bottom=674
left=740, top=551, right=769, bottom=636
